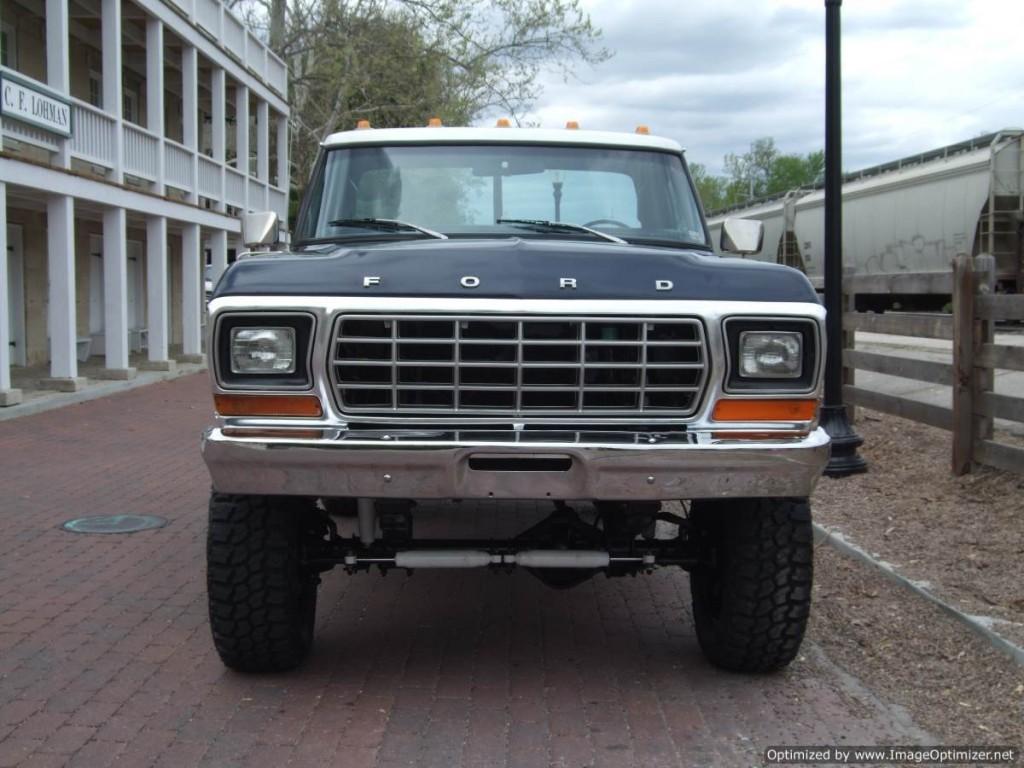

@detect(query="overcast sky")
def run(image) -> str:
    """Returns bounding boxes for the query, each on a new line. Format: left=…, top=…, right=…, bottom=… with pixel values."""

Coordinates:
left=517, top=0, right=1024, bottom=175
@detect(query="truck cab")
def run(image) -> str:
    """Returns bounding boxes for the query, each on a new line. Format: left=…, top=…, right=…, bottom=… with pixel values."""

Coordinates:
left=202, top=124, right=828, bottom=674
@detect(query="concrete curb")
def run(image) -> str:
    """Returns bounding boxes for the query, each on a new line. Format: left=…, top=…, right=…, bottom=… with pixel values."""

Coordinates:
left=0, top=364, right=207, bottom=422
left=814, top=522, right=1024, bottom=667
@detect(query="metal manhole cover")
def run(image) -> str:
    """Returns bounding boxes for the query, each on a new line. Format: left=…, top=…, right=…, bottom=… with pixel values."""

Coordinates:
left=62, top=515, right=168, bottom=534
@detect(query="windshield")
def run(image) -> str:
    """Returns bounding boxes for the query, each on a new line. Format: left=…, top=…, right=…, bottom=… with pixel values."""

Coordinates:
left=296, top=143, right=709, bottom=248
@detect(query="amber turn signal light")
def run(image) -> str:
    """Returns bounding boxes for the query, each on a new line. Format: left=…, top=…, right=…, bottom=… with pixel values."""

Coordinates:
left=712, top=399, right=818, bottom=422
left=214, top=394, right=323, bottom=418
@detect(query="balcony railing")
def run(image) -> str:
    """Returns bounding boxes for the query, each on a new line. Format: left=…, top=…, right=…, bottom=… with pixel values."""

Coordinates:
left=165, top=140, right=194, bottom=189
left=2, top=73, right=288, bottom=223
left=124, top=124, right=160, bottom=180
left=70, top=100, right=117, bottom=168
left=157, top=0, right=288, bottom=98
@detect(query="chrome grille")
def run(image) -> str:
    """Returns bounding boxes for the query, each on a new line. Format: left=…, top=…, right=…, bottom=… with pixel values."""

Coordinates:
left=329, top=315, right=709, bottom=418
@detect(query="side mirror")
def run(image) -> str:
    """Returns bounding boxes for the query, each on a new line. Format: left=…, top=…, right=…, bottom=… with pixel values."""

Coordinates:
left=720, top=218, right=764, bottom=255
left=242, top=211, right=280, bottom=249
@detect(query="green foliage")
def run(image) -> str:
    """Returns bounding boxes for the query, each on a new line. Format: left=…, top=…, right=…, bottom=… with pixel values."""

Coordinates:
left=689, top=162, right=729, bottom=213
left=241, top=0, right=609, bottom=184
left=696, top=138, right=824, bottom=214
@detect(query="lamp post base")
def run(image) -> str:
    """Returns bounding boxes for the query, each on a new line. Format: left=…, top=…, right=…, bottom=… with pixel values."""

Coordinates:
left=821, top=404, right=868, bottom=477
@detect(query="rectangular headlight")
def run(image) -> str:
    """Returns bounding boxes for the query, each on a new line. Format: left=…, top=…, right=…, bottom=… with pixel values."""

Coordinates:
left=739, top=331, right=803, bottom=378
left=230, top=327, right=297, bottom=374
left=724, top=318, right=818, bottom=393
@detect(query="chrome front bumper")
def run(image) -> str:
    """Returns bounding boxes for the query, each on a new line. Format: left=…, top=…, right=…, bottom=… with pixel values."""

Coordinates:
left=201, top=427, right=831, bottom=501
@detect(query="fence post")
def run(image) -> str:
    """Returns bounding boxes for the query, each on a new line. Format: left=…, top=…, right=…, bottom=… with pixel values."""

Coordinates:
left=974, top=254, right=997, bottom=444
left=951, top=253, right=975, bottom=475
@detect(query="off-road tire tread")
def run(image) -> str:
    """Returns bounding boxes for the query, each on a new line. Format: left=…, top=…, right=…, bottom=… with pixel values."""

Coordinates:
left=690, top=497, right=812, bottom=673
left=207, top=493, right=318, bottom=672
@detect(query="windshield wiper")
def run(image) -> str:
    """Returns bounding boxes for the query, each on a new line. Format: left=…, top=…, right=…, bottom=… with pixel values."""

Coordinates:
left=496, top=218, right=627, bottom=244
left=327, top=218, right=448, bottom=240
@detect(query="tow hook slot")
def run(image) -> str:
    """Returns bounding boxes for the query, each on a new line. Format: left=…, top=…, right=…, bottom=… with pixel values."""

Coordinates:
left=468, top=454, right=572, bottom=472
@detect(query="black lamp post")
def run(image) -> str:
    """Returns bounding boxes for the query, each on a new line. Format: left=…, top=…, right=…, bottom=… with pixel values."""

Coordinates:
left=821, top=0, right=867, bottom=477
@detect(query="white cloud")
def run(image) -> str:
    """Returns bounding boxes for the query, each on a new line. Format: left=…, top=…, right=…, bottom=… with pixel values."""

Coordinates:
left=496, top=0, right=1024, bottom=175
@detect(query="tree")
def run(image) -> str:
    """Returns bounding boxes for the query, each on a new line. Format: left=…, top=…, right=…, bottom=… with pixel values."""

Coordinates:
left=700, top=138, right=824, bottom=213
left=237, top=0, right=610, bottom=187
left=690, top=162, right=728, bottom=212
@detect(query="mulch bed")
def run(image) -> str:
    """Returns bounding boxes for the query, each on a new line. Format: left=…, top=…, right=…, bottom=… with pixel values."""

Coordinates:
left=812, top=409, right=1024, bottom=648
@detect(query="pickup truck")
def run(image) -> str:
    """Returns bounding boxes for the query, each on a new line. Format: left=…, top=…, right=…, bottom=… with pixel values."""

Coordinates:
left=202, top=124, right=829, bottom=674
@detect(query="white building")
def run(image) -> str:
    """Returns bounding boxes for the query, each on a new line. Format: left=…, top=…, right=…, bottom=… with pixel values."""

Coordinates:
left=0, top=0, right=290, bottom=405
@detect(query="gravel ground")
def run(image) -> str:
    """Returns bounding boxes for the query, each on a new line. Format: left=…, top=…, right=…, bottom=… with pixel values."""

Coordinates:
left=809, top=546, right=1024, bottom=746
left=812, top=409, right=1024, bottom=648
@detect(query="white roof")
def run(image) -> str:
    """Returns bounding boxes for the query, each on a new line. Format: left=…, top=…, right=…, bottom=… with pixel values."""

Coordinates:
left=321, top=126, right=683, bottom=153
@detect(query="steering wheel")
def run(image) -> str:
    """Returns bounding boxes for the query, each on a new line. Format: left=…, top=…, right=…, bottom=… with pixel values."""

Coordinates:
left=583, top=218, right=631, bottom=229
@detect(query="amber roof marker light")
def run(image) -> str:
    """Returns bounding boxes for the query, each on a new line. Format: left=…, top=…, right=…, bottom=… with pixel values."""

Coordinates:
left=565, top=120, right=580, bottom=130
left=427, top=117, right=443, bottom=127
left=495, top=118, right=511, bottom=127
left=355, top=119, right=371, bottom=129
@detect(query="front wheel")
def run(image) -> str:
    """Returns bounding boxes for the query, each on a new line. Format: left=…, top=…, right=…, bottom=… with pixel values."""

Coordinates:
left=206, top=493, right=321, bottom=672
left=689, top=497, right=813, bottom=673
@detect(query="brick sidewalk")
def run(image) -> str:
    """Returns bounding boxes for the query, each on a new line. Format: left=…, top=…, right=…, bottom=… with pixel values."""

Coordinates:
left=0, top=374, right=928, bottom=767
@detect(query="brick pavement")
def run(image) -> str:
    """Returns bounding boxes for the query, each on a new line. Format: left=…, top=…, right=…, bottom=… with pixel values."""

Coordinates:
left=0, top=374, right=930, bottom=767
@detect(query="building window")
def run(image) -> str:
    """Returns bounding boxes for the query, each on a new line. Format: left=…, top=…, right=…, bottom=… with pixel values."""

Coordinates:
left=124, top=89, right=139, bottom=124
left=0, top=22, right=17, bottom=69
left=88, top=70, right=103, bottom=108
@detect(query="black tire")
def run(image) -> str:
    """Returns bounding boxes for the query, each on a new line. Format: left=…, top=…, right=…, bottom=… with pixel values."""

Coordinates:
left=688, top=497, right=813, bottom=673
left=207, top=493, right=321, bottom=672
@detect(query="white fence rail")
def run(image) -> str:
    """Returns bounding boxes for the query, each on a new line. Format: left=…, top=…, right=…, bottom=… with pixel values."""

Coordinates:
left=195, top=0, right=221, bottom=37
left=267, top=55, right=287, bottom=96
left=245, top=30, right=266, bottom=81
left=1, top=116, right=59, bottom=152
left=268, top=186, right=288, bottom=220
left=198, top=156, right=221, bottom=198
left=225, top=168, right=247, bottom=208
left=124, top=124, right=160, bottom=180
left=248, top=177, right=266, bottom=210
left=69, top=100, right=116, bottom=168
left=165, top=140, right=194, bottom=190
left=222, top=13, right=246, bottom=61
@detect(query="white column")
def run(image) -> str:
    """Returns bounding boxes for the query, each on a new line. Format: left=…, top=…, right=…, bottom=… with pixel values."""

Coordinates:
left=0, top=183, right=19, bottom=405
left=276, top=110, right=289, bottom=192
left=145, top=216, right=171, bottom=368
left=209, top=229, right=228, bottom=288
left=182, top=45, right=199, bottom=203
left=45, top=196, right=82, bottom=388
left=46, top=0, right=72, bottom=168
left=256, top=100, right=270, bottom=183
left=211, top=68, right=226, bottom=212
left=101, top=0, right=124, bottom=183
left=101, top=208, right=134, bottom=377
left=181, top=223, right=203, bottom=360
left=236, top=84, right=250, bottom=211
left=146, top=17, right=166, bottom=195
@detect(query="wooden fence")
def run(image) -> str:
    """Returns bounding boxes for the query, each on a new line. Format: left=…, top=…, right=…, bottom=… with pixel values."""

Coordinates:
left=841, top=253, right=1024, bottom=475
